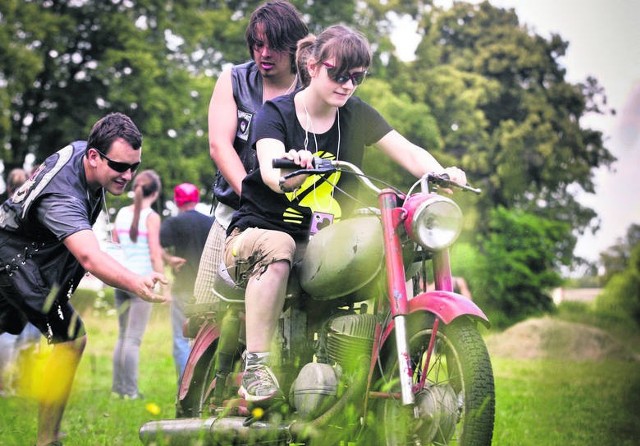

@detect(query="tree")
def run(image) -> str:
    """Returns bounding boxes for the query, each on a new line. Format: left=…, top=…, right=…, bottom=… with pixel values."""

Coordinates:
left=356, top=1, right=617, bottom=322
left=396, top=1, right=615, bottom=263
left=0, top=0, right=407, bottom=201
left=471, top=207, right=565, bottom=326
left=0, top=0, right=251, bottom=200
left=1, top=0, right=618, bottom=324
left=597, top=241, right=640, bottom=328
left=600, top=224, right=640, bottom=285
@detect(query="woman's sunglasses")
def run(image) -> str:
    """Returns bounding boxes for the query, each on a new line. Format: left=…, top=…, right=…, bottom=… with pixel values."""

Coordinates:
left=94, top=149, right=140, bottom=173
left=322, top=62, right=367, bottom=86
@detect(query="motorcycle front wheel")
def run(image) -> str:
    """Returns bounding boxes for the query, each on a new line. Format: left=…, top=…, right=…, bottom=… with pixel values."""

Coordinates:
left=377, top=315, right=495, bottom=445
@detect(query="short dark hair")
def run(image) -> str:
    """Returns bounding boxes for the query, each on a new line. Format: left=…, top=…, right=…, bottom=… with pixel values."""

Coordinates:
left=86, top=112, right=142, bottom=155
left=245, top=1, right=309, bottom=74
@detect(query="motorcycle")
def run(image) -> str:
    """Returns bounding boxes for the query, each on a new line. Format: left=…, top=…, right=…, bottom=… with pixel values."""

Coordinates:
left=140, top=158, right=495, bottom=445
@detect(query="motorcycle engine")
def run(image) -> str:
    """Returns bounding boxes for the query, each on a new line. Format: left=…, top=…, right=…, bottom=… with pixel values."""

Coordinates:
left=291, top=314, right=377, bottom=419
left=325, top=313, right=377, bottom=371
left=290, top=362, right=339, bottom=419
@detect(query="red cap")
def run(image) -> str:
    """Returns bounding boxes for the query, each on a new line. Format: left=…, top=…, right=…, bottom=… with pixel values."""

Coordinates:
left=174, top=183, right=199, bottom=207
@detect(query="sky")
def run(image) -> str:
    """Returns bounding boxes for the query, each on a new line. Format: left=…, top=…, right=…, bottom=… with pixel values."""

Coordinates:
left=393, top=0, right=640, bottom=264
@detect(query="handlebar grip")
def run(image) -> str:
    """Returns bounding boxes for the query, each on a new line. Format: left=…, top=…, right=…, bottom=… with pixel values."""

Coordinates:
left=272, top=158, right=300, bottom=169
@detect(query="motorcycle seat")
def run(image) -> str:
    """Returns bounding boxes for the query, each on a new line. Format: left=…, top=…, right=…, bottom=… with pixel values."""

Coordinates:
left=212, top=262, right=247, bottom=304
left=212, top=262, right=302, bottom=304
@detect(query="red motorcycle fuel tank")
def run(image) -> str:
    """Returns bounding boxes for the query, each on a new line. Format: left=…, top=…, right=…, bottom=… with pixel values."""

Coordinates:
left=298, top=216, right=383, bottom=301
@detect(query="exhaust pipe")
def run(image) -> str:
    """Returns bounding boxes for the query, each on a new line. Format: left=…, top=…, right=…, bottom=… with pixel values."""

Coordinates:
left=139, top=416, right=290, bottom=445
left=141, top=358, right=371, bottom=444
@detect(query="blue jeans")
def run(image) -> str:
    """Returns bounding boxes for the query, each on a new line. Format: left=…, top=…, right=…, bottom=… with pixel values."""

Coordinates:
left=112, top=289, right=152, bottom=397
left=171, top=292, right=190, bottom=380
left=0, top=332, right=17, bottom=391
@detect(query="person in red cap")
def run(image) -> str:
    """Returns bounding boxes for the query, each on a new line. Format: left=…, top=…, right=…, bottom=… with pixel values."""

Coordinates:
left=160, top=183, right=213, bottom=378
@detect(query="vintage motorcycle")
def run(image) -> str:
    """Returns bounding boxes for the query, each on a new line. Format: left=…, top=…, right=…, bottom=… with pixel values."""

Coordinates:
left=140, top=158, right=495, bottom=445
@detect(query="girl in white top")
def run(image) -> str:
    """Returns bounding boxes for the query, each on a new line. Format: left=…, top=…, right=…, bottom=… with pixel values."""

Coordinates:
left=111, top=169, right=164, bottom=399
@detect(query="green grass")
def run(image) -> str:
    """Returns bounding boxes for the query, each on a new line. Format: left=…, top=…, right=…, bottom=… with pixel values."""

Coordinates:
left=0, top=304, right=178, bottom=446
left=1, top=304, right=639, bottom=445
left=492, top=358, right=640, bottom=445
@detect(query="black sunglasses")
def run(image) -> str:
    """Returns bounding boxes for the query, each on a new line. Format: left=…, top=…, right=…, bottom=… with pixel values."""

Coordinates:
left=322, top=62, right=367, bottom=86
left=94, top=149, right=140, bottom=173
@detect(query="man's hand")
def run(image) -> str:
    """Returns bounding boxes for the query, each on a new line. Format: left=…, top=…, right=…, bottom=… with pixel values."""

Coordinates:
left=136, top=272, right=169, bottom=303
left=166, top=254, right=187, bottom=272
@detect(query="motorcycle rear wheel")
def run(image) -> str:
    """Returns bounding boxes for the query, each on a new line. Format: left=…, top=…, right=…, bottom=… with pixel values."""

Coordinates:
left=177, top=340, right=217, bottom=418
left=378, top=316, right=495, bottom=445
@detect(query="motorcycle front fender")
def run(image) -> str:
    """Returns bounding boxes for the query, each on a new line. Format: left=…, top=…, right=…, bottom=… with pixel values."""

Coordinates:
left=376, top=290, right=489, bottom=349
left=409, top=290, right=490, bottom=327
left=369, top=291, right=490, bottom=384
left=178, top=321, right=220, bottom=401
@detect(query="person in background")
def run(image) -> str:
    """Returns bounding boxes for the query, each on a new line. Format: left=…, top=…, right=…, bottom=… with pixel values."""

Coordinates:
left=160, top=183, right=214, bottom=379
left=6, top=168, right=28, bottom=197
left=0, top=168, right=30, bottom=396
left=425, top=276, right=473, bottom=299
left=111, top=169, right=165, bottom=400
left=0, top=112, right=167, bottom=446
left=192, top=0, right=308, bottom=306
left=223, top=25, right=468, bottom=404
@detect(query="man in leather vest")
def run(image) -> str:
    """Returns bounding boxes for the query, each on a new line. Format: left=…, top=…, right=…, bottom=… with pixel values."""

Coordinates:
left=192, top=0, right=308, bottom=305
left=0, top=112, right=168, bottom=446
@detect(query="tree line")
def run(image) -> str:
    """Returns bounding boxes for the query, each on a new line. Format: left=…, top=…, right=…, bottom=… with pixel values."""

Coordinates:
left=0, top=0, right=619, bottom=325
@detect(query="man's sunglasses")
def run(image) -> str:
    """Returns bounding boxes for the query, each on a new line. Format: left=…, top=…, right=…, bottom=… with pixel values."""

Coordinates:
left=94, top=149, right=140, bottom=173
left=322, top=62, right=367, bottom=86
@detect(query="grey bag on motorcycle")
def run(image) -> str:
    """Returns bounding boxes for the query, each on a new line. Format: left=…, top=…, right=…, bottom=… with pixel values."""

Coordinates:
left=299, top=216, right=383, bottom=301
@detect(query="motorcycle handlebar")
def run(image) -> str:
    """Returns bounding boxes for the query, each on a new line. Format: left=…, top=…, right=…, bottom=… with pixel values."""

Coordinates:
left=424, top=173, right=482, bottom=195
left=272, top=157, right=481, bottom=195
left=272, top=157, right=334, bottom=170
left=272, top=158, right=299, bottom=169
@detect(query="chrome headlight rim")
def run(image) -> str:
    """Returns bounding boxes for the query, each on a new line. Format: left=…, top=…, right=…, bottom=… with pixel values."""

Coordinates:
left=409, top=195, right=463, bottom=251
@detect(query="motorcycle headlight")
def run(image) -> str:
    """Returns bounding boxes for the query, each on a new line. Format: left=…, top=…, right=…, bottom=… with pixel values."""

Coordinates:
left=405, top=195, right=463, bottom=251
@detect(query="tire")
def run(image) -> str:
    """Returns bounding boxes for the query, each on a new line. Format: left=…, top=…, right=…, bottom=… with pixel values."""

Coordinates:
left=378, top=315, right=495, bottom=445
left=176, top=341, right=217, bottom=418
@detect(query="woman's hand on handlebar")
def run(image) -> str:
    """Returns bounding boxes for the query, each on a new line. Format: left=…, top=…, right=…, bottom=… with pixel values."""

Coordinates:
left=274, top=149, right=315, bottom=193
left=443, top=166, right=467, bottom=187
left=282, top=149, right=315, bottom=169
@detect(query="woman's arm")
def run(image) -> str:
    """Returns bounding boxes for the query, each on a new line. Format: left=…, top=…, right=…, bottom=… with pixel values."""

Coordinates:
left=112, top=209, right=121, bottom=243
left=256, top=139, right=314, bottom=193
left=146, top=211, right=164, bottom=276
left=375, top=130, right=466, bottom=185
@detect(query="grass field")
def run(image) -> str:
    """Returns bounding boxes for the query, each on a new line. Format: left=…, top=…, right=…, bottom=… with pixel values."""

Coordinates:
left=1, top=303, right=639, bottom=445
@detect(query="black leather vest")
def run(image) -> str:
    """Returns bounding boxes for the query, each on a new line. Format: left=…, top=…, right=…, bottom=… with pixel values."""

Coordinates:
left=212, top=61, right=264, bottom=209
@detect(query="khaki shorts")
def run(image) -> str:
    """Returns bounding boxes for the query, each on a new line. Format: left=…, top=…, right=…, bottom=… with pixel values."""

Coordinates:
left=223, top=228, right=297, bottom=288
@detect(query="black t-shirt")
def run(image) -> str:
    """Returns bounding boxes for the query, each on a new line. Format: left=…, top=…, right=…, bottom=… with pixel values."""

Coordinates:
left=228, top=93, right=393, bottom=240
left=160, top=210, right=214, bottom=295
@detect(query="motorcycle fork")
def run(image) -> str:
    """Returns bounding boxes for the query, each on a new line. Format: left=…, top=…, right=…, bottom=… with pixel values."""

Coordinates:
left=415, top=250, right=450, bottom=391
left=379, top=190, right=414, bottom=406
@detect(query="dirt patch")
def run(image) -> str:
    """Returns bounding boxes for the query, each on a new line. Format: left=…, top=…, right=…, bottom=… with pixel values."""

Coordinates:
left=485, top=317, right=639, bottom=361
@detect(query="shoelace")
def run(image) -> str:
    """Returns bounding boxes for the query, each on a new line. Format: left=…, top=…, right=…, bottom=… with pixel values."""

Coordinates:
left=245, top=365, right=278, bottom=395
